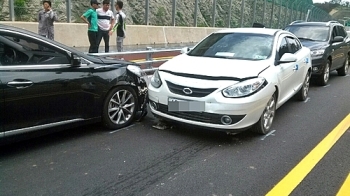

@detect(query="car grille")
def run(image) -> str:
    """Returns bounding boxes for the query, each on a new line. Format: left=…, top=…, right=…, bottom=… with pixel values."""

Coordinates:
left=166, top=81, right=217, bottom=97
left=157, top=103, right=245, bottom=125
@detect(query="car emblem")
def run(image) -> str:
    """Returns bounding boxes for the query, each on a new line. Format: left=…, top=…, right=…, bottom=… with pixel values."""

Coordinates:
left=183, top=88, right=193, bottom=95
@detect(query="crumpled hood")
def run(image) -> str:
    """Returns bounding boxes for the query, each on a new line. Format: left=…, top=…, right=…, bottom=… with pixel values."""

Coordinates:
left=159, top=54, right=270, bottom=79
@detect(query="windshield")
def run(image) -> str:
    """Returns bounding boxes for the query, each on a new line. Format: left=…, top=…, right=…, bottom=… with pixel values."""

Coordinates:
left=188, top=33, right=274, bottom=60
left=285, top=26, right=329, bottom=42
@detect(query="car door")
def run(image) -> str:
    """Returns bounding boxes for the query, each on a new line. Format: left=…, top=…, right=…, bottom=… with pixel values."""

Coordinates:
left=276, top=36, right=299, bottom=102
left=0, top=31, right=95, bottom=136
left=335, top=25, right=348, bottom=69
left=0, top=68, right=4, bottom=138
left=330, top=26, right=344, bottom=68
left=286, top=36, right=307, bottom=91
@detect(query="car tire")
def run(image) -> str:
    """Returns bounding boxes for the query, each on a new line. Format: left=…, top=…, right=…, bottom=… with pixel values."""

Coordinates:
left=102, top=86, right=138, bottom=130
left=251, top=93, right=276, bottom=135
left=317, top=60, right=330, bottom=86
left=296, top=71, right=311, bottom=101
left=337, top=56, right=349, bottom=76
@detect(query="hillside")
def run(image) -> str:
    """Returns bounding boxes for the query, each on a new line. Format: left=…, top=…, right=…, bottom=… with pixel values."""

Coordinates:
left=0, top=0, right=325, bottom=28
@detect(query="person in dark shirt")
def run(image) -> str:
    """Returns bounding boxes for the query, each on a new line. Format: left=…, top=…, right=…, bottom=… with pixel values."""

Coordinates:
left=110, top=1, right=126, bottom=52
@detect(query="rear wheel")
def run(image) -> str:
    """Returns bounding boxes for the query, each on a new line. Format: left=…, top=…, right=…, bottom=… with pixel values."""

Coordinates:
left=102, top=86, right=138, bottom=130
left=296, top=71, right=311, bottom=101
left=251, top=93, right=276, bottom=135
left=337, top=56, right=349, bottom=76
left=317, top=60, right=330, bottom=86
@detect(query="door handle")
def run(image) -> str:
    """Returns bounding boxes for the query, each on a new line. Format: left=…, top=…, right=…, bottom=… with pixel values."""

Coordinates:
left=293, top=64, right=299, bottom=71
left=7, top=81, right=33, bottom=89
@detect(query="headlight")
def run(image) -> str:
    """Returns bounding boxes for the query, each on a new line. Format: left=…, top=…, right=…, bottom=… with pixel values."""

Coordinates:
left=311, top=49, right=325, bottom=57
left=222, top=77, right=266, bottom=98
left=127, top=65, right=146, bottom=77
left=151, top=69, right=162, bottom=88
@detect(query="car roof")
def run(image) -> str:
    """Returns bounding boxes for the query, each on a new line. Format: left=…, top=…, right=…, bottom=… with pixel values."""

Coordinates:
left=216, top=28, right=282, bottom=36
left=287, top=21, right=343, bottom=27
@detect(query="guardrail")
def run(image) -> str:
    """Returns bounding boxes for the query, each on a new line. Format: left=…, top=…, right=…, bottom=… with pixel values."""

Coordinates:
left=89, top=47, right=183, bottom=73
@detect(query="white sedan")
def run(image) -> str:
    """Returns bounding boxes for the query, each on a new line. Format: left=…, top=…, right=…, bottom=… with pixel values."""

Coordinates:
left=148, top=28, right=312, bottom=135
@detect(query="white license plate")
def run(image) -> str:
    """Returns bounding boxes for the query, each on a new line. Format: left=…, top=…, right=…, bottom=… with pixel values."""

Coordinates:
left=168, top=98, right=205, bottom=112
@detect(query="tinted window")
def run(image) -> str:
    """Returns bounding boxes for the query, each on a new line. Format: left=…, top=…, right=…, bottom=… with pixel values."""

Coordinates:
left=286, top=37, right=301, bottom=54
left=0, top=33, right=70, bottom=66
left=285, top=26, right=329, bottom=41
left=278, top=38, right=289, bottom=58
left=188, top=33, right=274, bottom=60
left=336, top=26, right=347, bottom=37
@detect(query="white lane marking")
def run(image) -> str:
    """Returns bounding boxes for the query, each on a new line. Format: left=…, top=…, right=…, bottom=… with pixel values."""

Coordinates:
left=304, top=97, right=310, bottom=103
left=261, top=130, right=276, bottom=141
left=323, top=84, right=330, bottom=88
left=109, top=124, right=135, bottom=134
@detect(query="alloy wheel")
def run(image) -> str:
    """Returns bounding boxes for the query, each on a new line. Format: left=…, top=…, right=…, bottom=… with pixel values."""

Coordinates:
left=108, top=90, right=135, bottom=125
left=263, top=96, right=276, bottom=131
left=324, top=63, right=330, bottom=84
left=303, top=73, right=311, bottom=98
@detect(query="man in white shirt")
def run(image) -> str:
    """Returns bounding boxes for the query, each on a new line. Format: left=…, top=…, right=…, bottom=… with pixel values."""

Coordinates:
left=110, top=1, right=126, bottom=52
left=96, top=0, right=115, bottom=53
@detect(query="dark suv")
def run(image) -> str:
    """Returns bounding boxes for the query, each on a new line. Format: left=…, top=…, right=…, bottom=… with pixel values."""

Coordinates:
left=284, top=21, right=350, bottom=85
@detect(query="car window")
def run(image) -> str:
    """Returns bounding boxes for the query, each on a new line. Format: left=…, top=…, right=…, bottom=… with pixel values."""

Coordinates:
left=336, top=26, right=347, bottom=37
left=331, top=27, right=337, bottom=39
left=188, top=33, right=274, bottom=60
left=285, top=26, right=329, bottom=42
left=278, top=37, right=289, bottom=58
left=0, top=33, right=70, bottom=66
left=286, top=37, right=301, bottom=54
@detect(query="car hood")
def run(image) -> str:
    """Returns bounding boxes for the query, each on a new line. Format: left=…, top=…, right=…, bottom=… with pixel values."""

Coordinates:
left=300, top=40, right=328, bottom=50
left=86, top=54, right=138, bottom=66
left=159, top=54, right=270, bottom=79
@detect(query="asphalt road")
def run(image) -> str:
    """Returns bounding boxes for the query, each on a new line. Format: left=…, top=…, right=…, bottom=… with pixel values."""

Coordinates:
left=1, top=71, right=349, bottom=196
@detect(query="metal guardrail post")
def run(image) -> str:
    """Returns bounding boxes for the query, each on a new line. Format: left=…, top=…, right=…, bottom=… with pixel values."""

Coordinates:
left=145, top=0, right=149, bottom=25
left=172, top=0, right=176, bottom=26
left=9, top=0, right=15, bottom=21
left=277, top=0, right=282, bottom=28
left=111, top=0, right=116, bottom=16
left=240, top=0, right=245, bottom=27
left=194, top=0, right=198, bottom=27
left=263, top=0, right=266, bottom=25
left=66, top=0, right=71, bottom=23
left=146, top=47, right=153, bottom=69
left=212, top=0, right=216, bottom=27
left=228, top=0, right=233, bottom=28
left=269, top=0, right=275, bottom=28
left=253, top=0, right=257, bottom=24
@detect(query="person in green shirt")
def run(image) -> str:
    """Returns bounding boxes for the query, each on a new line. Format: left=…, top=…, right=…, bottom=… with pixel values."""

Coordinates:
left=81, top=0, right=100, bottom=53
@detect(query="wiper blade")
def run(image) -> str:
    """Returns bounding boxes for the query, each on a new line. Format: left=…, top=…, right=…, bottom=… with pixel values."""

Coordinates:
left=298, top=37, right=315, bottom=41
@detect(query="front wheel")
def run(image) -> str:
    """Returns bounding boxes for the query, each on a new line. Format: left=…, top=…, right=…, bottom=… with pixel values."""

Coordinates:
left=102, top=86, right=138, bottom=130
left=317, top=60, right=330, bottom=86
left=251, top=93, right=276, bottom=135
left=296, top=71, right=311, bottom=101
left=337, top=56, right=349, bottom=76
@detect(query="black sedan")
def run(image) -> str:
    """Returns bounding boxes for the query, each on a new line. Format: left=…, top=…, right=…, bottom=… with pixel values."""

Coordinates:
left=0, top=24, right=148, bottom=144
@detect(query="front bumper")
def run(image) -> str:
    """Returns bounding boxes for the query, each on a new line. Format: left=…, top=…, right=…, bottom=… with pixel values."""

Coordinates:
left=148, top=81, right=275, bottom=132
left=311, top=57, right=327, bottom=75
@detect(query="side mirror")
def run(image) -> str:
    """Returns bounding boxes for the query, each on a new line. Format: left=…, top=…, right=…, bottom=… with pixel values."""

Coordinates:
left=180, top=47, right=190, bottom=54
left=278, top=53, right=297, bottom=64
left=71, top=54, right=81, bottom=66
left=332, top=36, right=344, bottom=43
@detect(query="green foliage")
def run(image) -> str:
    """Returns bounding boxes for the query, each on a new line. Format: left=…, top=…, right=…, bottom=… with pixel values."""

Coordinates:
left=155, top=7, right=167, bottom=26
left=14, top=0, right=28, bottom=19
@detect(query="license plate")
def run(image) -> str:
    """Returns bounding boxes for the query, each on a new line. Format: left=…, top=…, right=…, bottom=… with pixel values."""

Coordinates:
left=168, top=98, right=205, bottom=112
